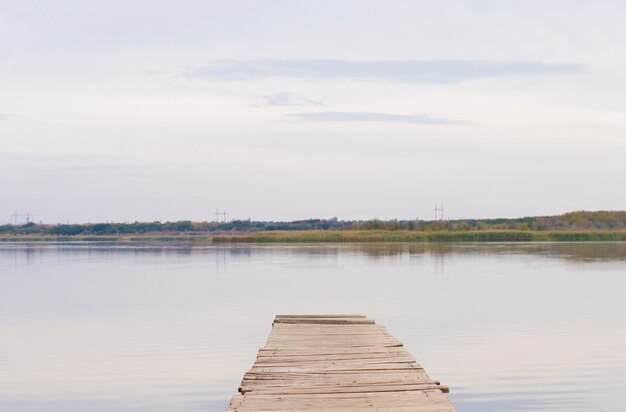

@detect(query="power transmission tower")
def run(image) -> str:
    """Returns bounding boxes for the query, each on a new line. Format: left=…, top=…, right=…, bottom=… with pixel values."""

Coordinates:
left=214, top=209, right=229, bottom=223
left=10, top=212, right=34, bottom=225
left=433, top=204, right=444, bottom=221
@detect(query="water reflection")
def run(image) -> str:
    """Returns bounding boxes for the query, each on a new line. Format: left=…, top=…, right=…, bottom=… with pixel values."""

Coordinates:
left=2, top=241, right=625, bottom=263
left=0, top=242, right=625, bottom=412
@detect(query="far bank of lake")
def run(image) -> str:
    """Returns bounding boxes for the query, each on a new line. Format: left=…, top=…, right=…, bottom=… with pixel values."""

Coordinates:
left=2, top=230, right=626, bottom=243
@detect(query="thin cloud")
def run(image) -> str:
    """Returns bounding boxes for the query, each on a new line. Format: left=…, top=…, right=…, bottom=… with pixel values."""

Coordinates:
left=256, top=92, right=322, bottom=107
left=186, top=59, right=586, bottom=83
left=288, top=111, right=468, bottom=125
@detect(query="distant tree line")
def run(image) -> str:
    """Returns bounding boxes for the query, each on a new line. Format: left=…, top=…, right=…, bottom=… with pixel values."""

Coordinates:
left=1, top=211, right=625, bottom=236
left=0, top=218, right=345, bottom=236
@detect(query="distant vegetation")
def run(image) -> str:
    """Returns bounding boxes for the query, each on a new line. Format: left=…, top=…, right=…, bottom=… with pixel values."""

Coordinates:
left=1, top=211, right=625, bottom=241
left=213, top=230, right=626, bottom=243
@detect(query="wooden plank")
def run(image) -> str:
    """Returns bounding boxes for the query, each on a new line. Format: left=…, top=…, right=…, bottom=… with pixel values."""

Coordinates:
left=226, top=315, right=456, bottom=411
left=274, top=318, right=376, bottom=325
left=276, top=314, right=368, bottom=318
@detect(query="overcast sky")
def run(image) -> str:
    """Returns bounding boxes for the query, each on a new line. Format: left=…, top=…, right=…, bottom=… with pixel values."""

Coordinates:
left=1, top=0, right=625, bottom=223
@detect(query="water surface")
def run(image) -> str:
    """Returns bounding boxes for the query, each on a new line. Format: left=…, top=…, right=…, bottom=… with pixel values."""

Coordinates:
left=1, top=242, right=625, bottom=411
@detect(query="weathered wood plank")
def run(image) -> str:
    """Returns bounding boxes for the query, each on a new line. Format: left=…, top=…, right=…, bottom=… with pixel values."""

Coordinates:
left=226, top=315, right=456, bottom=411
left=276, top=314, right=368, bottom=318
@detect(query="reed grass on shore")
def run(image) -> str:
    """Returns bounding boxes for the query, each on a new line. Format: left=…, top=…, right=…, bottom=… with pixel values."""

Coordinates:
left=212, top=230, right=626, bottom=243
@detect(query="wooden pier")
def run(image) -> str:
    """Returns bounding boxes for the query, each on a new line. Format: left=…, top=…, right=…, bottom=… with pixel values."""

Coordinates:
left=226, top=315, right=456, bottom=411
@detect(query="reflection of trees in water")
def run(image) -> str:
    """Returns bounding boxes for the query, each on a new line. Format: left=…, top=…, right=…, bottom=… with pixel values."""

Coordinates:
left=2, top=242, right=625, bottom=263
left=446, top=242, right=626, bottom=262
left=275, top=242, right=626, bottom=263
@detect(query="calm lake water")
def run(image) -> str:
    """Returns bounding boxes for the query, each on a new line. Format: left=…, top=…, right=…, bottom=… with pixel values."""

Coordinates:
left=1, top=242, right=625, bottom=411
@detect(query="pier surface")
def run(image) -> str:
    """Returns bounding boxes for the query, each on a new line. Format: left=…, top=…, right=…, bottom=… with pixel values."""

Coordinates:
left=226, top=314, right=456, bottom=411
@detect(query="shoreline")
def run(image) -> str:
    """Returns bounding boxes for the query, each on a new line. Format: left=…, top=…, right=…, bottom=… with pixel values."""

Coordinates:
left=1, top=230, right=625, bottom=243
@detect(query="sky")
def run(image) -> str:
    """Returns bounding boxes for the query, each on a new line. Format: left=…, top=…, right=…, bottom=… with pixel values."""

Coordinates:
left=1, top=0, right=625, bottom=223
